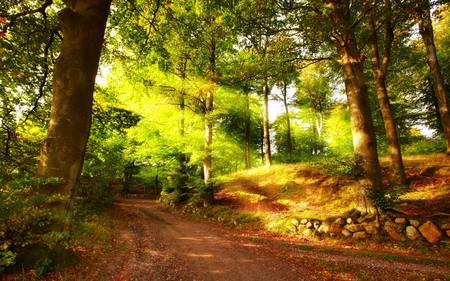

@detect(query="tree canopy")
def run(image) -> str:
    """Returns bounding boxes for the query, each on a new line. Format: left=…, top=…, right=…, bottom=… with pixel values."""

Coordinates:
left=1, top=0, right=449, bottom=272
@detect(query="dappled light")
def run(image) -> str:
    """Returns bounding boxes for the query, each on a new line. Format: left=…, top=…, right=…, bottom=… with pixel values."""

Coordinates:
left=2, top=0, right=450, bottom=279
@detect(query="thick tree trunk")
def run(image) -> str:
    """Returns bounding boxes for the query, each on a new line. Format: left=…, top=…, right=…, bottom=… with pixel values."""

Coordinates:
left=366, top=12, right=407, bottom=184
left=36, top=0, right=111, bottom=224
left=418, top=2, right=450, bottom=154
left=332, top=0, right=382, bottom=215
left=263, top=78, right=272, bottom=166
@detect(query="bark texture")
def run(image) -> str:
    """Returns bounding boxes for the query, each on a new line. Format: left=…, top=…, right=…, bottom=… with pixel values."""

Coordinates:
left=418, top=2, right=450, bottom=154
left=332, top=0, right=382, bottom=215
left=365, top=3, right=407, bottom=184
left=245, top=93, right=251, bottom=170
left=36, top=0, right=111, bottom=222
left=263, top=78, right=273, bottom=166
left=282, top=82, right=293, bottom=157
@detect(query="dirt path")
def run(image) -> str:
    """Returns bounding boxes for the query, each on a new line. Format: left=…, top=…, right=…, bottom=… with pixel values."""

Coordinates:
left=95, top=197, right=450, bottom=281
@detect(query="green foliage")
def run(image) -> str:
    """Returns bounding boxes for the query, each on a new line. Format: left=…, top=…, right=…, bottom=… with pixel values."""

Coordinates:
left=34, top=257, right=52, bottom=276
left=0, top=249, right=16, bottom=271
left=0, top=177, right=71, bottom=271
left=402, top=138, right=447, bottom=155
left=314, top=154, right=364, bottom=177
left=370, top=184, right=409, bottom=210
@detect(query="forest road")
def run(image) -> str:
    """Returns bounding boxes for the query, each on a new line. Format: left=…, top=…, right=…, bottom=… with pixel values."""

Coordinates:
left=96, top=197, right=450, bottom=281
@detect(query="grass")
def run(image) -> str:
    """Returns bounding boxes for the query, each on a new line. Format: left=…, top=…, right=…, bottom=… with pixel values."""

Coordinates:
left=177, top=153, right=450, bottom=259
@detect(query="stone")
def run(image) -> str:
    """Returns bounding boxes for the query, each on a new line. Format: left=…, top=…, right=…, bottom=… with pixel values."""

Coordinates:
left=342, top=229, right=352, bottom=237
left=287, top=225, right=297, bottom=233
left=297, top=225, right=306, bottom=232
left=335, top=218, right=346, bottom=225
left=329, top=223, right=342, bottom=234
left=393, top=223, right=406, bottom=233
left=384, top=224, right=405, bottom=242
left=364, top=225, right=378, bottom=235
left=405, top=226, right=421, bottom=241
left=419, top=221, right=443, bottom=244
left=301, top=218, right=308, bottom=225
left=313, top=221, right=321, bottom=229
left=395, top=218, right=407, bottom=224
left=358, top=214, right=375, bottom=223
left=291, top=219, right=300, bottom=227
left=440, top=223, right=450, bottom=230
left=353, top=231, right=368, bottom=239
left=344, top=224, right=365, bottom=233
left=302, top=229, right=313, bottom=237
left=306, top=222, right=313, bottom=229
left=446, top=230, right=450, bottom=237
left=318, top=224, right=330, bottom=234
left=409, top=219, right=420, bottom=228
left=379, top=214, right=389, bottom=222
left=346, top=218, right=353, bottom=224
left=364, top=219, right=379, bottom=228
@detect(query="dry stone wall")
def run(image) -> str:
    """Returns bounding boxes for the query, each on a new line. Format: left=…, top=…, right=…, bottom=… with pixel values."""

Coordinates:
left=291, top=214, right=450, bottom=244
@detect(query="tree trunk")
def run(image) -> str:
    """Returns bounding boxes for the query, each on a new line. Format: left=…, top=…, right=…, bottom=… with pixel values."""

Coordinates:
left=245, top=92, right=251, bottom=170
left=313, top=103, right=324, bottom=154
left=203, top=95, right=213, bottom=184
left=366, top=7, right=407, bottom=184
left=203, top=35, right=215, bottom=206
left=36, top=0, right=111, bottom=225
left=30, top=0, right=111, bottom=270
left=203, top=89, right=214, bottom=206
left=263, top=78, right=272, bottom=166
left=282, top=82, right=292, bottom=157
left=332, top=0, right=382, bottom=215
left=418, top=1, right=450, bottom=154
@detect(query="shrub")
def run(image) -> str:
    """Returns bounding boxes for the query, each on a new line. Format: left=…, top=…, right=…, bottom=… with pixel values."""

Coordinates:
left=0, top=177, right=68, bottom=272
left=402, top=138, right=446, bottom=155
left=314, top=154, right=363, bottom=177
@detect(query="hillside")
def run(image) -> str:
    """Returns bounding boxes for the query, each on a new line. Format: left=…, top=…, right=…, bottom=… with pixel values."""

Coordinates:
left=178, top=153, right=450, bottom=246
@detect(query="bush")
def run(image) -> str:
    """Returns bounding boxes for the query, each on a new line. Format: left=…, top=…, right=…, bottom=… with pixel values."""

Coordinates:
left=402, top=138, right=446, bottom=155
left=0, top=177, right=68, bottom=272
left=314, top=154, right=363, bottom=177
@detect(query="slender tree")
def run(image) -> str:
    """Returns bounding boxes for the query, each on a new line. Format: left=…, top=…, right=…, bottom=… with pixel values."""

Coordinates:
left=278, top=0, right=383, bottom=215
left=414, top=0, right=450, bottom=154
left=362, top=0, right=407, bottom=184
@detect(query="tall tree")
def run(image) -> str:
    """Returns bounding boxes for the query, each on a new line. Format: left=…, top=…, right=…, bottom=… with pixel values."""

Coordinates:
left=296, top=62, right=335, bottom=155
left=237, top=1, right=299, bottom=167
left=274, top=79, right=295, bottom=157
left=362, top=0, right=407, bottom=184
left=1, top=0, right=113, bottom=269
left=413, top=0, right=450, bottom=154
left=279, top=0, right=383, bottom=215
left=332, top=0, right=382, bottom=215
left=35, top=0, right=112, bottom=226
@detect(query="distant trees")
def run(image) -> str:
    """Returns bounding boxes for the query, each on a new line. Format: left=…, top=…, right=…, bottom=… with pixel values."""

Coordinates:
left=2, top=0, right=450, bottom=270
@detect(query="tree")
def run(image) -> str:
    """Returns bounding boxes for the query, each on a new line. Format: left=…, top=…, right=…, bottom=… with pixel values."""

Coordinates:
left=414, top=0, right=450, bottom=154
left=35, top=0, right=112, bottom=227
left=237, top=1, right=299, bottom=167
left=279, top=0, right=383, bottom=215
left=296, top=62, right=335, bottom=155
left=273, top=79, right=296, bottom=158
left=1, top=0, right=113, bottom=269
left=362, top=0, right=407, bottom=184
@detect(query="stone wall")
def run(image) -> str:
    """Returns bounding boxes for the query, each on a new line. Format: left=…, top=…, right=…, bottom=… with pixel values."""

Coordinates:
left=290, top=214, right=450, bottom=244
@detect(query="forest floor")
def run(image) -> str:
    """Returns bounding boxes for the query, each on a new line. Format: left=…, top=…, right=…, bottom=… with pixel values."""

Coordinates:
left=4, top=154, right=450, bottom=280
left=88, top=197, right=450, bottom=281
